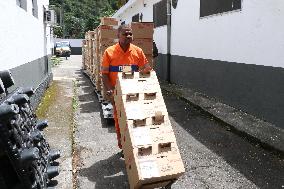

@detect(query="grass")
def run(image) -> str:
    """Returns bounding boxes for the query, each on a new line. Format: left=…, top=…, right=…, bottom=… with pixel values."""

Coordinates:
left=72, top=80, right=79, bottom=110
left=35, top=81, right=58, bottom=118
left=71, top=79, right=79, bottom=189
left=51, top=56, right=63, bottom=67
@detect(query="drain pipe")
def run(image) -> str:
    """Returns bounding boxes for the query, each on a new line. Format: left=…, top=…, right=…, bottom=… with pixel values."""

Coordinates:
left=166, top=0, right=172, bottom=83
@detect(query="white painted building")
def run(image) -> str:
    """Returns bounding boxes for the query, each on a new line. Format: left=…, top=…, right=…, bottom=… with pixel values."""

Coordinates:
left=0, top=0, right=53, bottom=106
left=113, top=0, right=284, bottom=128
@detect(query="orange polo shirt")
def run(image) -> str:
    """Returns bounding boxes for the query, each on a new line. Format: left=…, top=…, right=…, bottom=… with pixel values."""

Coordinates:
left=101, top=43, right=148, bottom=87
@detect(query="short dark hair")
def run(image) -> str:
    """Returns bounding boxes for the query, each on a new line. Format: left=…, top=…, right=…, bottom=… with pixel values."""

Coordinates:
left=118, top=24, right=131, bottom=34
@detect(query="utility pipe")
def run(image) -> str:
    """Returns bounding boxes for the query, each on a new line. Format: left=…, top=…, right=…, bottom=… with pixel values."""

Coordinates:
left=166, top=0, right=172, bottom=83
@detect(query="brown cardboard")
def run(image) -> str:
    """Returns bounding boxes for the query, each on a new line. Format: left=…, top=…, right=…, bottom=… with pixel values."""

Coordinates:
left=145, top=54, right=153, bottom=68
left=98, top=25, right=117, bottom=39
left=88, top=30, right=96, bottom=39
left=115, top=77, right=161, bottom=96
left=114, top=70, right=185, bottom=189
left=132, top=38, right=153, bottom=54
left=101, top=17, right=118, bottom=26
left=124, top=148, right=185, bottom=189
left=99, top=39, right=117, bottom=53
left=131, top=22, right=154, bottom=39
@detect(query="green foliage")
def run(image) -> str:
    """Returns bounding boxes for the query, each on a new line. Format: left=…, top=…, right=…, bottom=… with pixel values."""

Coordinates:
left=53, top=26, right=63, bottom=38
left=50, top=0, right=119, bottom=38
left=72, top=80, right=79, bottom=110
left=51, top=56, right=63, bottom=67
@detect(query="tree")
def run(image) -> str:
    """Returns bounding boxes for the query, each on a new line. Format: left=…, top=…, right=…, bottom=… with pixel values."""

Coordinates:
left=53, top=26, right=63, bottom=38
left=49, top=0, right=120, bottom=38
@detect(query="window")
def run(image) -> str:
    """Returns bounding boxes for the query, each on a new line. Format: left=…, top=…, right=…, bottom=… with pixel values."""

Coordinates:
left=132, top=13, right=139, bottom=22
left=153, top=0, right=167, bottom=28
left=200, top=0, right=242, bottom=17
left=16, top=0, right=27, bottom=11
left=32, top=0, right=38, bottom=18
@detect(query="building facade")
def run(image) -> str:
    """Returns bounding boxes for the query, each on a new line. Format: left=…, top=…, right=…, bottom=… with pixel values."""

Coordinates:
left=113, top=0, right=284, bottom=129
left=0, top=0, right=53, bottom=107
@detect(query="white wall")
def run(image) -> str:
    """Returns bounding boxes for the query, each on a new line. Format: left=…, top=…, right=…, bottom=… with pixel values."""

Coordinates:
left=113, top=0, right=166, bottom=53
left=171, top=0, right=284, bottom=68
left=114, top=0, right=159, bottom=23
left=0, top=0, right=51, bottom=70
left=113, top=0, right=284, bottom=68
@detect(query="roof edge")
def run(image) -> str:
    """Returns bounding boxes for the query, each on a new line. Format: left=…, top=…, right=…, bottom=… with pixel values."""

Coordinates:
left=113, top=0, right=138, bottom=18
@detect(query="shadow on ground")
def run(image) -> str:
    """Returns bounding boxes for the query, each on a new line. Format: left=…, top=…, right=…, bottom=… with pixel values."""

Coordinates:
left=77, top=71, right=115, bottom=133
left=79, top=153, right=129, bottom=189
left=163, top=91, right=284, bottom=189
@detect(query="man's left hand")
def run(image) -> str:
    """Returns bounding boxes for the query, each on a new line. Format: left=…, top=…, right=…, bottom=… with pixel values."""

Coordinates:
left=140, top=63, right=152, bottom=73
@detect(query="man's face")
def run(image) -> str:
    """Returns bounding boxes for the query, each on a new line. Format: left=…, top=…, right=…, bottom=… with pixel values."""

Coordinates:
left=118, top=28, right=133, bottom=45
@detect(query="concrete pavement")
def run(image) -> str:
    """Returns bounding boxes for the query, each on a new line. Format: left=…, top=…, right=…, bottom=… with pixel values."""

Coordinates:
left=40, top=55, right=284, bottom=189
left=37, top=56, right=81, bottom=189
left=161, top=82, right=284, bottom=154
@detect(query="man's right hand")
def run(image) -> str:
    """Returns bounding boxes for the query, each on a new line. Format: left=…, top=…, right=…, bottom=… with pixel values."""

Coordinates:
left=106, top=89, right=115, bottom=104
left=102, top=74, right=115, bottom=104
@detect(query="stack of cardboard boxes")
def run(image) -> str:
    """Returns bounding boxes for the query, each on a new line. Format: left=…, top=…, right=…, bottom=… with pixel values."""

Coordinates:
left=114, top=70, right=185, bottom=189
left=92, top=28, right=101, bottom=89
left=131, top=22, right=154, bottom=68
left=84, top=32, right=90, bottom=71
left=82, top=39, right=87, bottom=70
left=81, top=18, right=184, bottom=188
left=82, top=19, right=156, bottom=102
left=94, top=17, right=118, bottom=97
left=85, top=31, right=96, bottom=75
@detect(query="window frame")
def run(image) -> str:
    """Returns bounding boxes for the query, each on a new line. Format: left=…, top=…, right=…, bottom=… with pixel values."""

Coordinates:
left=32, top=0, right=38, bottom=18
left=153, top=0, right=167, bottom=28
left=16, top=0, right=27, bottom=11
left=132, top=13, right=139, bottom=22
left=200, top=0, right=242, bottom=18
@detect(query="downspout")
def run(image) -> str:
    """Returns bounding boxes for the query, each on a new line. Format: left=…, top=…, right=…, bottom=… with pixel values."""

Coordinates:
left=166, top=0, right=171, bottom=83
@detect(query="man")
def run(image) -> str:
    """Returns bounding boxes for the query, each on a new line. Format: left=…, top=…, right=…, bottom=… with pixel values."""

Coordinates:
left=101, top=24, right=151, bottom=153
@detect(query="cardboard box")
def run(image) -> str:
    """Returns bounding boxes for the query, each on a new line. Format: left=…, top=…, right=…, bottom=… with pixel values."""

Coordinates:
left=124, top=145, right=184, bottom=189
left=115, top=72, right=160, bottom=94
left=122, top=144, right=184, bottom=189
left=145, top=54, right=153, bottom=67
left=98, top=25, right=117, bottom=39
left=132, top=38, right=153, bottom=54
left=95, top=79, right=102, bottom=91
left=114, top=70, right=185, bottom=188
left=99, top=39, right=117, bottom=53
left=88, top=30, right=96, bottom=39
left=131, top=22, right=154, bottom=39
left=101, top=17, right=118, bottom=26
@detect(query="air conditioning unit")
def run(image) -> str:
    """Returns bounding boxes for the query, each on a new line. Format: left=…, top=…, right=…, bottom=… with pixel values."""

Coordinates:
left=44, top=10, right=57, bottom=25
